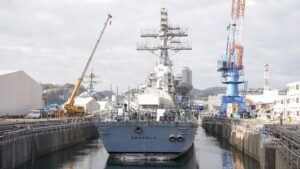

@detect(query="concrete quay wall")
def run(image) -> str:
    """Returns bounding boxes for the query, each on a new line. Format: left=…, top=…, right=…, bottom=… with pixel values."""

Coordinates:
left=0, top=124, right=98, bottom=169
left=202, top=119, right=289, bottom=169
left=202, top=121, right=261, bottom=161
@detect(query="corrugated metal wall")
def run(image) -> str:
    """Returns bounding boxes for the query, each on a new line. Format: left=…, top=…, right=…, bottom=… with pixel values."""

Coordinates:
left=0, top=71, right=43, bottom=116
left=85, top=99, right=100, bottom=113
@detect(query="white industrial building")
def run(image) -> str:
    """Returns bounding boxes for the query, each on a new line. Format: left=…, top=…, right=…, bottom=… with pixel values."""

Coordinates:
left=246, top=90, right=279, bottom=118
left=207, top=94, right=222, bottom=113
left=174, top=67, right=193, bottom=87
left=97, top=101, right=109, bottom=112
left=181, top=66, right=192, bottom=86
left=0, top=70, right=43, bottom=116
left=273, top=81, right=300, bottom=121
left=246, top=90, right=279, bottom=105
left=74, top=97, right=100, bottom=113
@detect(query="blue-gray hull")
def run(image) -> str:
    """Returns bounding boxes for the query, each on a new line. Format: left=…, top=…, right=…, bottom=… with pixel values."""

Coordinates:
left=97, top=121, right=197, bottom=157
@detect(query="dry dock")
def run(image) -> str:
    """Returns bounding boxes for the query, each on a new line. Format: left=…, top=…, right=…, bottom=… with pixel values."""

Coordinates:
left=201, top=116, right=299, bottom=169
left=0, top=118, right=98, bottom=169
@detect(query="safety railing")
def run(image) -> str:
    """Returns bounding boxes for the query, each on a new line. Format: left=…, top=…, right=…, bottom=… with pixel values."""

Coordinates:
left=201, top=116, right=235, bottom=124
left=201, top=116, right=261, bottom=133
left=267, top=125, right=300, bottom=169
left=276, top=140, right=300, bottom=169
left=0, top=118, right=98, bottom=143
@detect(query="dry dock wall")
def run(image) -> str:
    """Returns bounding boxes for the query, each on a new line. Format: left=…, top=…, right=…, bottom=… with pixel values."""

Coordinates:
left=275, top=149, right=290, bottom=169
left=202, top=119, right=288, bottom=169
left=0, top=125, right=98, bottom=169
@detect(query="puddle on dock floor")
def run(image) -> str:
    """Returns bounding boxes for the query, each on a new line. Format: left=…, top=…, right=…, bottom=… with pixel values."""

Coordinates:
left=16, top=127, right=260, bottom=169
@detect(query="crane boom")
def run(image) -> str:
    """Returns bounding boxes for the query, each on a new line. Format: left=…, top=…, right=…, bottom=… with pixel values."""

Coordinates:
left=81, top=14, right=112, bottom=79
left=217, top=0, right=248, bottom=118
left=65, top=14, right=112, bottom=114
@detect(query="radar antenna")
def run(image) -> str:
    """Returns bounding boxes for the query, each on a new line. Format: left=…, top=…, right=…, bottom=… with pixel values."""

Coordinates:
left=137, top=8, right=192, bottom=66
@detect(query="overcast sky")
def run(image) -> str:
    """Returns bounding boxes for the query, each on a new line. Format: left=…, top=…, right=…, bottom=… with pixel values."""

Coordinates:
left=0, top=0, right=299, bottom=92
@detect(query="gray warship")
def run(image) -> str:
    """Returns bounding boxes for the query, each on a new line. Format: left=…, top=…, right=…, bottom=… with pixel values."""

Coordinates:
left=97, top=8, right=198, bottom=160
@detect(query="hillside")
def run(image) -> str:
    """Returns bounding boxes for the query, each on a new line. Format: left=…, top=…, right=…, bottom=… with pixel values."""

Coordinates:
left=42, top=83, right=87, bottom=105
left=191, top=87, right=226, bottom=98
left=42, top=83, right=115, bottom=105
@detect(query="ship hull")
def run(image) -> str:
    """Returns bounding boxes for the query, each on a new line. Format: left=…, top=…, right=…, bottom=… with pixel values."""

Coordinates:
left=97, top=121, right=197, bottom=158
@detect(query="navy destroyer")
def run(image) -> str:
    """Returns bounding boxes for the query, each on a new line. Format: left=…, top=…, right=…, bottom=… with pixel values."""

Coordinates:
left=97, top=8, right=198, bottom=160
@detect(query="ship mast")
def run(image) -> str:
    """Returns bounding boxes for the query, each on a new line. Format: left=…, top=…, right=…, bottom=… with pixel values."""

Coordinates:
left=137, top=8, right=192, bottom=67
left=85, top=69, right=98, bottom=96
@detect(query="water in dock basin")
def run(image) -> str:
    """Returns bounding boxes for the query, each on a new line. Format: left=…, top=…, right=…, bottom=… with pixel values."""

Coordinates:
left=16, top=127, right=260, bottom=169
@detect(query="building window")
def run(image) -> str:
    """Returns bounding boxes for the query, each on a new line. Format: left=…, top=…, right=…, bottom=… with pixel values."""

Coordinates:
left=287, top=99, right=290, bottom=104
left=297, top=98, right=299, bottom=103
left=297, top=84, right=299, bottom=90
left=297, top=111, right=300, bottom=116
left=281, top=100, right=284, bottom=104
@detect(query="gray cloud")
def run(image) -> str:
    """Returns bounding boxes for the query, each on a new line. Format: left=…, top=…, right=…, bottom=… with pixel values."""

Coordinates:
left=0, top=0, right=299, bottom=92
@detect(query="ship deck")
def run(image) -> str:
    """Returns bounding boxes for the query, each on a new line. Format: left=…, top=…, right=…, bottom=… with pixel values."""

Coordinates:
left=97, top=121, right=198, bottom=127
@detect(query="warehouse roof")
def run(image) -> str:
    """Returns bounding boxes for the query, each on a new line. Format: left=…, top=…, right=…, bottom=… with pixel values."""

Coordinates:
left=0, top=70, right=20, bottom=76
left=74, top=97, right=95, bottom=105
